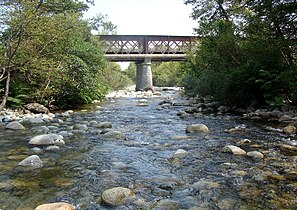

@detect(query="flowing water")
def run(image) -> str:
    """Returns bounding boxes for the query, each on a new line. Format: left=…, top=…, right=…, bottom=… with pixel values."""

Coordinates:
left=0, top=88, right=296, bottom=209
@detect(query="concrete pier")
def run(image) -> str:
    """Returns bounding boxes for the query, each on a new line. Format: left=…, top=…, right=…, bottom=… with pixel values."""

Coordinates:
left=136, top=57, right=153, bottom=91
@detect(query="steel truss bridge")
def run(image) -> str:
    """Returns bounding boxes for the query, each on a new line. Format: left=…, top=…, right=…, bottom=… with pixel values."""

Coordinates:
left=99, top=35, right=200, bottom=62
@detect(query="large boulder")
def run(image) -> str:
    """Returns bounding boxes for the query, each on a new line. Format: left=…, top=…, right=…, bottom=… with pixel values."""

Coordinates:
left=18, top=155, right=43, bottom=168
left=5, top=121, right=25, bottom=130
left=29, top=134, right=64, bottom=146
left=34, top=202, right=74, bottom=210
left=24, top=103, right=49, bottom=114
left=222, top=145, right=246, bottom=156
left=101, top=187, right=134, bottom=206
left=186, top=124, right=209, bottom=133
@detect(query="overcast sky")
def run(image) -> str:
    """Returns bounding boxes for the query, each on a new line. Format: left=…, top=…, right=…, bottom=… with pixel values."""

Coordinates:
left=85, top=0, right=197, bottom=36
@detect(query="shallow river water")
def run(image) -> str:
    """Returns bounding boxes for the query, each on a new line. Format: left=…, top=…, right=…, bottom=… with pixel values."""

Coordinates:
left=0, top=89, right=296, bottom=209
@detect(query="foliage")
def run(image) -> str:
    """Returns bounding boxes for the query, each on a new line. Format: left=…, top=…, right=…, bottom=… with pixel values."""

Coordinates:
left=151, top=62, right=182, bottom=87
left=124, top=62, right=136, bottom=83
left=184, top=0, right=297, bottom=108
left=0, top=0, right=129, bottom=109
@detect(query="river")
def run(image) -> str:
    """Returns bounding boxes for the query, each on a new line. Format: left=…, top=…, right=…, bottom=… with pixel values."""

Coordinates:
left=0, top=88, right=296, bottom=209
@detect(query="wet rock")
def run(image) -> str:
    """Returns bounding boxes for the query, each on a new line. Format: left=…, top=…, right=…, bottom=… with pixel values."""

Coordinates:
left=220, top=162, right=238, bottom=169
left=138, top=103, right=148, bottom=107
left=159, top=99, right=172, bottom=105
left=217, top=198, right=237, bottom=210
left=74, top=124, right=88, bottom=131
left=185, top=107, right=198, bottom=114
left=29, top=134, right=64, bottom=146
left=18, top=155, right=43, bottom=168
left=96, top=122, right=112, bottom=129
left=283, top=125, right=296, bottom=134
left=103, top=131, right=126, bottom=140
left=45, top=145, right=60, bottom=151
left=5, top=121, right=25, bottom=130
left=101, top=187, right=134, bottom=206
left=279, top=114, right=292, bottom=122
left=152, top=199, right=180, bottom=210
left=278, top=144, right=297, bottom=156
left=222, top=145, right=246, bottom=155
left=31, top=147, right=42, bottom=153
left=173, top=149, right=189, bottom=158
left=24, top=103, right=49, bottom=114
left=31, top=126, right=50, bottom=134
left=225, top=126, right=246, bottom=134
left=192, top=180, right=220, bottom=190
left=186, top=124, right=209, bottom=133
left=246, top=151, right=264, bottom=159
left=34, top=202, right=74, bottom=210
left=230, top=170, right=248, bottom=176
left=171, top=135, right=190, bottom=140
left=217, top=105, right=230, bottom=113
left=236, top=139, right=252, bottom=146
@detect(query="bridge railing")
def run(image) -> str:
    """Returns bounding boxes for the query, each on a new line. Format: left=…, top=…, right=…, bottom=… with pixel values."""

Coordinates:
left=99, top=35, right=200, bottom=55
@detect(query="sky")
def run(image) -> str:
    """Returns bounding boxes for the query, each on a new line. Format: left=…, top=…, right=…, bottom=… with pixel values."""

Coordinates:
left=85, top=0, right=197, bottom=36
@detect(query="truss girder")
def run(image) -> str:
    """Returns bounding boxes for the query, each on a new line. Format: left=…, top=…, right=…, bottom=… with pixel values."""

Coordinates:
left=99, top=35, right=200, bottom=55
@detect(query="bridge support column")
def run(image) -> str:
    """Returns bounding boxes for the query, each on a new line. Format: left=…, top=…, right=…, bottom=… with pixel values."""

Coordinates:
left=136, top=58, right=153, bottom=91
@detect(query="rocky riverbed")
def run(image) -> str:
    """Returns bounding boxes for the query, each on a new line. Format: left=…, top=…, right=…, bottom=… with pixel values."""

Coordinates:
left=0, top=87, right=296, bottom=209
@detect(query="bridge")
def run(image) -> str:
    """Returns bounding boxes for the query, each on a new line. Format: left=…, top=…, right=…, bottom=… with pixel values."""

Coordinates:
left=99, top=35, right=199, bottom=91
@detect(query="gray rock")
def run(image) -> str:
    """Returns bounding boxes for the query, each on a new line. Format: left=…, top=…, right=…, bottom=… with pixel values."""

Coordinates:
left=24, top=103, right=49, bottom=114
left=153, top=199, right=180, bottom=210
left=96, top=122, right=112, bottom=129
left=5, top=121, right=25, bottom=130
left=29, top=134, right=63, bottom=146
left=18, top=155, right=43, bottom=168
left=279, top=115, right=292, bottom=122
left=27, top=117, right=44, bottom=124
left=45, top=145, right=60, bottom=151
left=103, top=130, right=126, bottom=140
left=101, top=187, right=134, bottom=206
left=222, top=145, right=246, bottom=155
left=186, top=124, right=209, bottom=133
left=74, top=124, right=88, bottom=131
left=31, top=126, right=50, bottom=134
left=246, top=151, right=264, bottom=159
left=173, top=149, right=189, bottom=158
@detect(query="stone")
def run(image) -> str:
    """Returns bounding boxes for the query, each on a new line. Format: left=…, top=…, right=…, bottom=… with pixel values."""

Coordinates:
left=96, top=122, right=112, bottom=129
left=173, top=149, right=189, bottom=158
left=74, top=124, right=88, bottom=131
left=192, top=180, right=220, bottom=190
left=32, top=126, right=50, bottom=134
left=103, top=131, right=126, bottom=140
left=246, top=151, right=264, bottom=159
left=236, top=139, right=252, bottom=145
left=279, top=115, right=292, bottom=122
left=283, top=125, right=296, bottom=134
left=27, top=117, right=44, bottom=124
left=153, top=199, right=180, bottom=210
left=5, top=121, right=25, bottom=130
left=101, top=187, right=134, bottom=206
left=45, top=145, right=60, bottom=151
left=34, top=202, right=74, bottom=210
left=279, top=144, right=297, bottom=156
left=18, top=155, right=43, bottom=168
left=29, top=134, right=64, bottom=146
left=222, top=145, right=246, bottom=155
left=230, top=170, right=248, bottom=176
left=24, top=103, right=49, bottom=114
left=186, top=124, right=209, bottom=133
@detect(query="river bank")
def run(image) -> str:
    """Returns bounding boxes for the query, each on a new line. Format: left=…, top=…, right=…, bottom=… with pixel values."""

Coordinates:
left=0, top=87, right=296, bottom=209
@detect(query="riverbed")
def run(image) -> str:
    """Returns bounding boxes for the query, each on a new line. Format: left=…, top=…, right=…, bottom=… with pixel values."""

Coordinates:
left=0, top=88, right=296, bottom=209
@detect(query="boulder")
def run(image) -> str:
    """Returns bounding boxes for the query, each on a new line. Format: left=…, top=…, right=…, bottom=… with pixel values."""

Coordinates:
left=103, top=131, right=126, bottom=140
left=283, top=125, right=296, bottom=134
left=24, top=103, right=49, bottom=114
left=186, top=124, right=209, bottom=133
left=18, top=155, right=43, bottom=168
left=101, top=187, right=134, bottom=206
left=29, top=134, right=64, bottom=146
left=246, top=151, right=264, bottom=159
left=222, top=145, right=246, bottom=155
left=34, top=202, right=74, bottom=210
left=5, top=121, right=25, bottom=130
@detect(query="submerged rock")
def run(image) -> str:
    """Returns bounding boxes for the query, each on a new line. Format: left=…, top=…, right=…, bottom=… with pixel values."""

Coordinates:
left=18, top=155, right=43, bottom=168
left=222, top=145, right=246, bottom=155
left=5, top=121, right=25, bottom=130
left=103, top=131, right=126, bottom=140
left=29, top=134, right=64, bottom=146
left=34, top=202, right=74, bottom=210
left=186, top=124, right=209, bottom=133
left=101, top=187, right=134, bottom=206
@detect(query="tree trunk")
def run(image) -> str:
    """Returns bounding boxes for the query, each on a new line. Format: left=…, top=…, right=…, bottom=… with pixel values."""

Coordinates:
left=0, top=69, right=11, bottom=111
